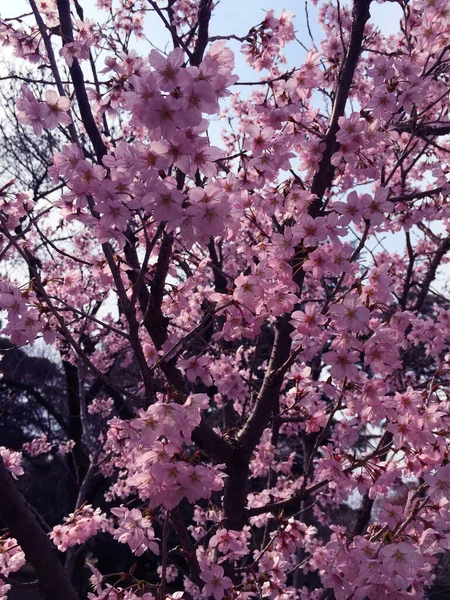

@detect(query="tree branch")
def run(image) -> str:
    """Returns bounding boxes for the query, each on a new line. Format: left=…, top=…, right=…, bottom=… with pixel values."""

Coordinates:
left=191, top=0, right=212, bottom=67
left=56, top=0, right=108, bottom=162
left=310, top=0, right=372, bottom=203
left=413, top=234, right=450, bottom=311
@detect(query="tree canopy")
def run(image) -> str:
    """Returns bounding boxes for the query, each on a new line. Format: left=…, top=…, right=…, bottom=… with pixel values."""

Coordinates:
left=1, top=0, right=450, bottom=599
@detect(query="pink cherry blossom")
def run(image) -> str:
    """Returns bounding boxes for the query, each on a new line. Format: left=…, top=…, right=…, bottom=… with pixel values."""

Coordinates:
left=3, top=3, right=450, bottom=600
left=290, top=303, right=325, bottom=337
left=323, top=349, right=359, bottom=380
left=0, top=537, right=26, bottom=584
left=329, top=294, right=370, bottom=333
left=50, top=505, right=109, bottom=551
left=111, top=506, right=159, bottom=556
left=43, top=91, right=72, bottom=129
left=200, top=565, right=232, bottom=600
left=0, top=447, right=24, bottom=479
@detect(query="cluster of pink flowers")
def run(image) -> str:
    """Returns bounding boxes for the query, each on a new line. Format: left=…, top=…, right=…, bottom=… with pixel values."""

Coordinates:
left=44, top=42, right=236, bottom=246
left=22, top=433, right=52, bottom=456
left=0, top=447, right=23, bottom=480
left=57, top=440, right=76, bottom=455
left=104, top=394, right=224, bottom=509
left=21, top=435, right=75, bottom=457
left=88, top=565, right=156, bottom=600
left=17, top=87, right=71, bottom=136
left=317, top=529, right=438, bottom=600
left=0, top=282, right=43, bottom=347
left=111, top=506, right=159, bottom=556
left=3, top=0, right=450, bottom=598
left=199, top=564, right=232, bottom=600
left=59, top=19, right=96, bottom=66
left=209, top=528, right=250, bottom=562
left=88, top=397, right=114, bottom=418
left=242, top=10, right=296, bottom=71
left=50, top=505, right=109, bottom=551
left=0, top=582, right=10, bottom=600
left=0, top=537, right=26, bottom=578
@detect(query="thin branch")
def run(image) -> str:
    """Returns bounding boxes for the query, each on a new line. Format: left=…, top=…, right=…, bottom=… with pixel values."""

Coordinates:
left=390, top=186, right=444, bottom=204
left=56, top=0, right=107, bottom=162
left=399, top=230, right=415, bottom=310
left=413, top=234, right=450, bottom=311
left=147, top=0, right=193, bottom=57
left=190, top=0, right=212, bottom=66
left=28, top=0, right=78, bottom=145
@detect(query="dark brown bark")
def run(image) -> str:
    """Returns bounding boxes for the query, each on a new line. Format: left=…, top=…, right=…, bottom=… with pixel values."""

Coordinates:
left=0, top=458, right=79, bottom=600
left=353, top=494, right=374, bottom=535
left=191, top=0, right=212, bottom=66
left=56, top=0, right=107, bottom=162
left=170, top=507, right=202, bottom=587
left=238, top=314, right=292, bottom=452
left=62, top=360, right=89, bottom=483
left=310, top=0, right=372, bottom=203
left=413, top=234, right=450, bottom=311
left=395, top=123, right=450, bottom=137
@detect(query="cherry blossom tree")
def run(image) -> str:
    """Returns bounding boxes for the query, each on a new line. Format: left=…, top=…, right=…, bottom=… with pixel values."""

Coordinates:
left=1, top=0, right=450, bottom=599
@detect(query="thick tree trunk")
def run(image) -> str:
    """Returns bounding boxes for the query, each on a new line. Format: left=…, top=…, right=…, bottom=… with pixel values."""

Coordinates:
left=0, top=458, right=79, bottom=600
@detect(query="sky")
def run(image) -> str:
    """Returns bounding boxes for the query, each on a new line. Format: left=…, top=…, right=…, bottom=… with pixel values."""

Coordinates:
left=1, top=0, right=403, bottom=57
left=4, top=0, right=446, bottom=285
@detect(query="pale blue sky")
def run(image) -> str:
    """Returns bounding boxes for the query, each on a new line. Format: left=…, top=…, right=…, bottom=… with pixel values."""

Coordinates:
left=4, top=0, right=426, bottom=265
left=1, top=0, right=402, bottom=60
